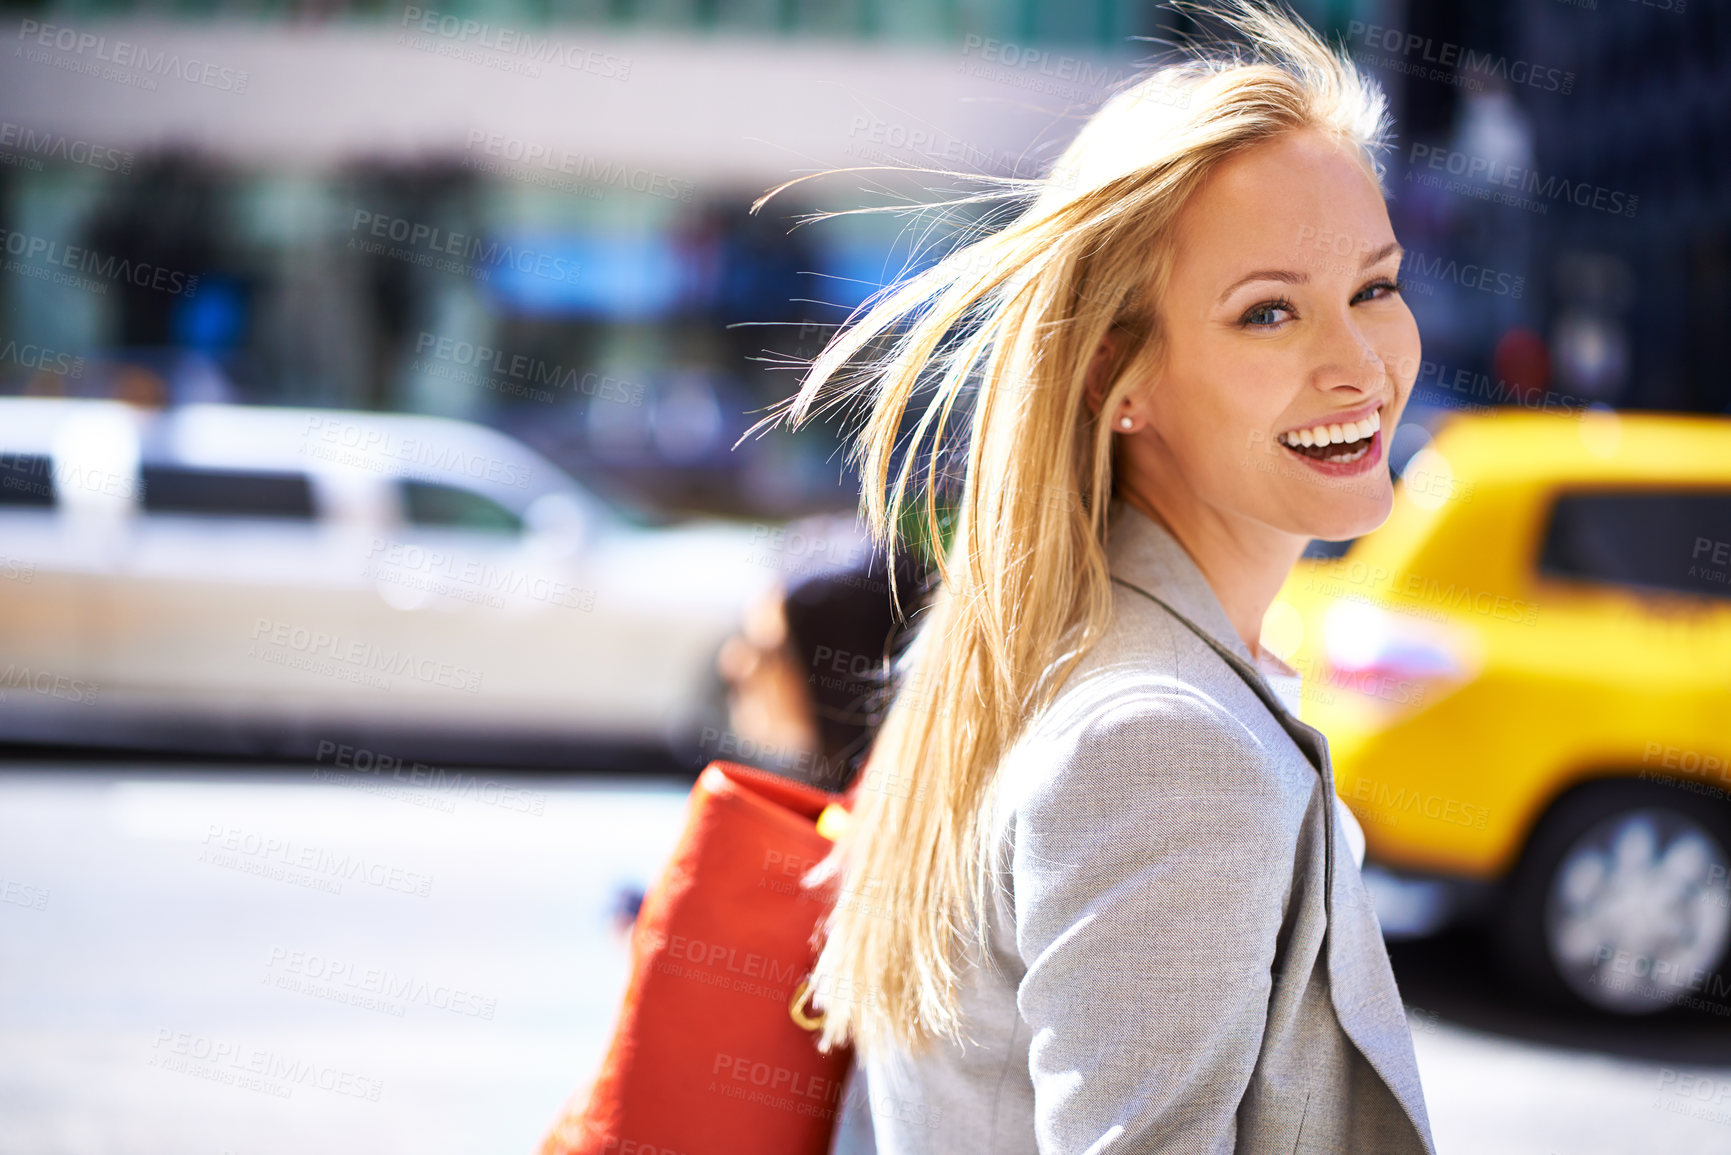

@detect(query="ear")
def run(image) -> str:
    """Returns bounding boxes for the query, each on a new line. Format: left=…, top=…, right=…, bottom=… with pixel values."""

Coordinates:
left=1082, top=331, right=1123, bottom=417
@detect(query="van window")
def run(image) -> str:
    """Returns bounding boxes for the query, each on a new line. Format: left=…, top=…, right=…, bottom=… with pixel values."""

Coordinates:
left=400, top=481, right=522, bottom=533
left=140, top=466, right=316, bottom=519
left=0, top=453, right=55, bottom=507
left=1538, top=490, right=1731, bottom=599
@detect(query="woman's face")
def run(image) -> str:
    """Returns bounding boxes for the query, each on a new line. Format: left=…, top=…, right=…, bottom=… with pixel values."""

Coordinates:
left=1122, top=127, right=1420, bottom=544
left=715, top=587, right=820, bottom=761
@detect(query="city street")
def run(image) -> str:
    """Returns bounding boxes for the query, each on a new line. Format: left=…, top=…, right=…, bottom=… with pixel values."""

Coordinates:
left=1, top=763, right=1728, bottom=1154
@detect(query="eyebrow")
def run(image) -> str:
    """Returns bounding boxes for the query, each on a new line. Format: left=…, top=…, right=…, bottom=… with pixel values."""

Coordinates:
left=1214, top=241, right=1405, bottom=305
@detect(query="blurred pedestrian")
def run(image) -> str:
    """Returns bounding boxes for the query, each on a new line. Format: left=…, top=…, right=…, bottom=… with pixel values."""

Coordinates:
left=715, top=547, right=930, bottom=793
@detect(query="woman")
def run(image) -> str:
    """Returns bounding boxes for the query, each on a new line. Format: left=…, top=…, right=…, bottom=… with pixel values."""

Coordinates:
left=765, top=3, right=1435, bottom=1152
left=714, top=547, right=931, bottom=791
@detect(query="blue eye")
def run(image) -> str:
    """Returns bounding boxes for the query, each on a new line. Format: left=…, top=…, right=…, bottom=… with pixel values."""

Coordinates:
left=1241, top=298, right=1296, bottom=328
left=1355, top=279, right=1404, bottom=303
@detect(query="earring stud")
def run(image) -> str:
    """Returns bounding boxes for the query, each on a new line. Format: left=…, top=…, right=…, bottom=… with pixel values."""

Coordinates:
left=1119, top=416, right=1133, bottom=430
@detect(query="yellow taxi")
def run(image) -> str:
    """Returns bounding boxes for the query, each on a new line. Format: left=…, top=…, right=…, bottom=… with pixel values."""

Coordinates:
left=1265, top=409, right=1731, bottom=1015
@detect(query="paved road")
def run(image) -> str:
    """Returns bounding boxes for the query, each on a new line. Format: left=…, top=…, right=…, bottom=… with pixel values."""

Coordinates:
left=0, top=764, right=1726, bottom=1154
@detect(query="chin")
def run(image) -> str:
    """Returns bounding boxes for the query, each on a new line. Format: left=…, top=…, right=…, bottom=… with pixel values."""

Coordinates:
left=1294, top=488, right=1393, bottom=544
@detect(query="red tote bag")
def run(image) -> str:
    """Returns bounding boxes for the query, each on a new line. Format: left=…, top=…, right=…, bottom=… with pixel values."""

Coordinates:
left=537, top=760, right=855, bottom=1155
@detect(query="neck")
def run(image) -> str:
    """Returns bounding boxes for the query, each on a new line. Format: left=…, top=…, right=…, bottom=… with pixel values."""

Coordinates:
left=1118, top=486, right=1308, bottom=662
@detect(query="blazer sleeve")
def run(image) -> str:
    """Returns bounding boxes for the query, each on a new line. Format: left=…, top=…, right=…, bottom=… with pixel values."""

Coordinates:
left=1010, top=688, right=1297, bottom=1154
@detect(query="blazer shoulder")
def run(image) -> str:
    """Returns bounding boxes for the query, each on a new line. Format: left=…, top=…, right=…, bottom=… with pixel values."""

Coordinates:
left=1018, top=579, right=1274, bottom=783
left=1001, top=665, right=1291, bottom=844
left=990, top=581, right=1304, bottom=861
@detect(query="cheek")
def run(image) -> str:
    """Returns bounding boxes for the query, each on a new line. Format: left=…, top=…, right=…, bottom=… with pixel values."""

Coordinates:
left=1374, top=308, right=1423, bottom=388
left=1157, top=334, right=1290, bottom=436
left=1150, top=378, right=1249, bottom=469
left=1151, top=385, right=1280, bottom=498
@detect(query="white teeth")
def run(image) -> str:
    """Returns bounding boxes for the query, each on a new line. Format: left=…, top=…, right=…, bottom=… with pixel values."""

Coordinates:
left=1281, top=409, right=1383, bottom=449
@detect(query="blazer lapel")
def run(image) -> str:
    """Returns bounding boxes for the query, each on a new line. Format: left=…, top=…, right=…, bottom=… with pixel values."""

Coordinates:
left=1105, top=499, right=1437, bottom=1153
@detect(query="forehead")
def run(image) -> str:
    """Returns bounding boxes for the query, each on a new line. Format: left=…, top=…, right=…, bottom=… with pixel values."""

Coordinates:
left=1172, top=129, right=1393, bottom=275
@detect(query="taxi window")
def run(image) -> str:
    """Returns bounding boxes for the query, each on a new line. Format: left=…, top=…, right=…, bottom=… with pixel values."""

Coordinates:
left=1303, top=538, right=1355, bottom=560
left=1538, top=490, right=1731, bottom=599
left=400, top=480, right=523, bottom=533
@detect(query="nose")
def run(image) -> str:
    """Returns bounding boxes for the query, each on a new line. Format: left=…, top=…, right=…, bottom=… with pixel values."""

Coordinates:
left=1309, top=306, right=1384, bottom=398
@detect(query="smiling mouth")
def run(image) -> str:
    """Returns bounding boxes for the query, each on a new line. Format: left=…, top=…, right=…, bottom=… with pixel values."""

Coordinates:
left=1278, top=408, right=1381, bottom=464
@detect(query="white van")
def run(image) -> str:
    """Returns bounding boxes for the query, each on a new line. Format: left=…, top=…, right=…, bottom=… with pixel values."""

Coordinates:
left=0, top=398, right=824, bottom=769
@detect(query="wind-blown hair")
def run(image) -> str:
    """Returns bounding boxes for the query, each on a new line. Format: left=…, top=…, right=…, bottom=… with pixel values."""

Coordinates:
left=755, top=0, right=1392, bottom=1054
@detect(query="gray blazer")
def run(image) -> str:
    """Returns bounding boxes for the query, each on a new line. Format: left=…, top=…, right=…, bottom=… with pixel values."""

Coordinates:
left=829, top=498, right=1435, bottom=1154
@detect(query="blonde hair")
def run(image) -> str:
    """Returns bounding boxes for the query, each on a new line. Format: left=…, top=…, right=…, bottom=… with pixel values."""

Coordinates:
left=755, top=0, right=1392, bottom=1054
